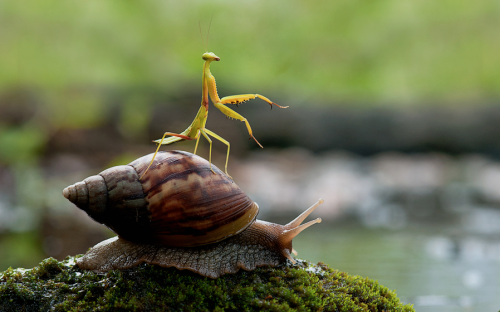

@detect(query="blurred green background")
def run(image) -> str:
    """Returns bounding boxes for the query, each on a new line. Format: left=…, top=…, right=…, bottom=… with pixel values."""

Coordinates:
left=2, top=1, right=499, bottom=106
left=1, top=0, right=499, bottom=169
left=1, top=1, right=500, bottom=310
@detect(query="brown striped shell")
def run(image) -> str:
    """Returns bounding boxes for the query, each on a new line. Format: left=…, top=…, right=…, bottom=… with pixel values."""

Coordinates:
left=63, top=151, right=259, bottom=247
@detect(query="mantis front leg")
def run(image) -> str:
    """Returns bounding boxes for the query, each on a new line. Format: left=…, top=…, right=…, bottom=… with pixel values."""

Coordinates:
left=215, top=94, right=288, bottom=146
left=220, top=94, right=288, bottom=109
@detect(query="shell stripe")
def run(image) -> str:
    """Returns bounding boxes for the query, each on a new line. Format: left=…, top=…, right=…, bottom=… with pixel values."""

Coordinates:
left=149, top=194, right=253, bottom=235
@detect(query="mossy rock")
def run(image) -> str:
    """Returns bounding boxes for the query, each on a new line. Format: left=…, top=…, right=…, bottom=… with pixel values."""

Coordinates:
left=0, top=256, right=414, bottom=311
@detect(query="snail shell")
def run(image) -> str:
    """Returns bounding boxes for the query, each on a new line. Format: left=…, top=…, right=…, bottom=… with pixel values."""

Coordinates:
left=63, top=150, right=259, bottom=247
left=63, top=151, right=323, bottom=278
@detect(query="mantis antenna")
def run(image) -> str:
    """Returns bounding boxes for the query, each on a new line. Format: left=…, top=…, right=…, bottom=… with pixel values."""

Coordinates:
left=206, top=13, right=214, bottom=52
left=199, top=14, right=214, bottom=52
left=199, top=21, right=207, bottom=52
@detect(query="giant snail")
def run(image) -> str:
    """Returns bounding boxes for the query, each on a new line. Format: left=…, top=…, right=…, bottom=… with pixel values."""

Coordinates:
left=63, top=151, right=323, bottom=278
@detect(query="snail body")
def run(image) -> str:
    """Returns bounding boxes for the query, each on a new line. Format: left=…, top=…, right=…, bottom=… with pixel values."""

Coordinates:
left=64, top=151, right=322, bottom=278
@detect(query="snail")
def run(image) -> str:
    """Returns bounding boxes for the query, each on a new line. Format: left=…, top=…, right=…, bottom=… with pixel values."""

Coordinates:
left=63, top=150, right=323, bottom=278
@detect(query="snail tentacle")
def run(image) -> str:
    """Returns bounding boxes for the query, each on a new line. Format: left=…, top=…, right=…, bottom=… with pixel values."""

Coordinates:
left=278, top=199, right=323, bottom=263
left=284, top=199, right=324, bottom=231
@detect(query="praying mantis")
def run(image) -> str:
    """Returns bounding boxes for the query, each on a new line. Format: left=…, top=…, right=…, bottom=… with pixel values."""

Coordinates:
left=141, top=51, right=288, bottom=180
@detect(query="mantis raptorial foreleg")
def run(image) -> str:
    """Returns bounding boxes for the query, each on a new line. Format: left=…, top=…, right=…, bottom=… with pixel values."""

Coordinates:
left=220, top=94, right=288, bottom=109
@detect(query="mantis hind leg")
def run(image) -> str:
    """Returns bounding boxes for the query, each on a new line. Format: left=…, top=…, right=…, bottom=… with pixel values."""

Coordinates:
left=213, top=102, right=263, bottom=148
left=204, top=128, right=231, bottom=179
left=140, top=132, right=193, bottom=180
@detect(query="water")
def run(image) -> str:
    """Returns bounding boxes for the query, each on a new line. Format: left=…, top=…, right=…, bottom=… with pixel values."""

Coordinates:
left=294, top=226, right=500, bottom=312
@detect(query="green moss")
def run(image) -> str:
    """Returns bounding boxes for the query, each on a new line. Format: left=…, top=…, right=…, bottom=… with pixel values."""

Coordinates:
left=0, top=256, right=414, bottom=311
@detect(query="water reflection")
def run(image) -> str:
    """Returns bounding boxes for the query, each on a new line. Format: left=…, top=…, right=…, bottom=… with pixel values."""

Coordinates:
left=293, top=227, right=500, bottom=312
left=411, top=295, right=473, bottom=309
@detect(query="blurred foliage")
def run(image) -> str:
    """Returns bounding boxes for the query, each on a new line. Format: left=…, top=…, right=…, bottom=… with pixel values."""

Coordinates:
left=117, top=94, right=153, bottom=140
left=0, top=0, right=498, bottom=106
left=0, top=124, right=47, bottom=165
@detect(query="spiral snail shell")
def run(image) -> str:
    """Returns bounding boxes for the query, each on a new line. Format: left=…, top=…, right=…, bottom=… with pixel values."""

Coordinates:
left=63, top=151, right=323, bottom=278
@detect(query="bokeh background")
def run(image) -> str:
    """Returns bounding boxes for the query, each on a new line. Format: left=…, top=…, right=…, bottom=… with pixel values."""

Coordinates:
left=1, top=1, right=500, bottom=311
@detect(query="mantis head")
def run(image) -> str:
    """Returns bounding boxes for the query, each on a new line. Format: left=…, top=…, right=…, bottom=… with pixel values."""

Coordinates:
left=202, top=52, right=220, bottom=62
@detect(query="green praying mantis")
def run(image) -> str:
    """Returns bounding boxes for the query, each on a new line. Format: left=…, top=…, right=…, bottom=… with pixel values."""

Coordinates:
left=141, top=42, right=287, bottom=180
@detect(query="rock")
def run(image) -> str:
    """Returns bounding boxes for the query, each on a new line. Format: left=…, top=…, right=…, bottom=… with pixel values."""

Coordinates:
left=0, top=256, right=414, bottom=311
